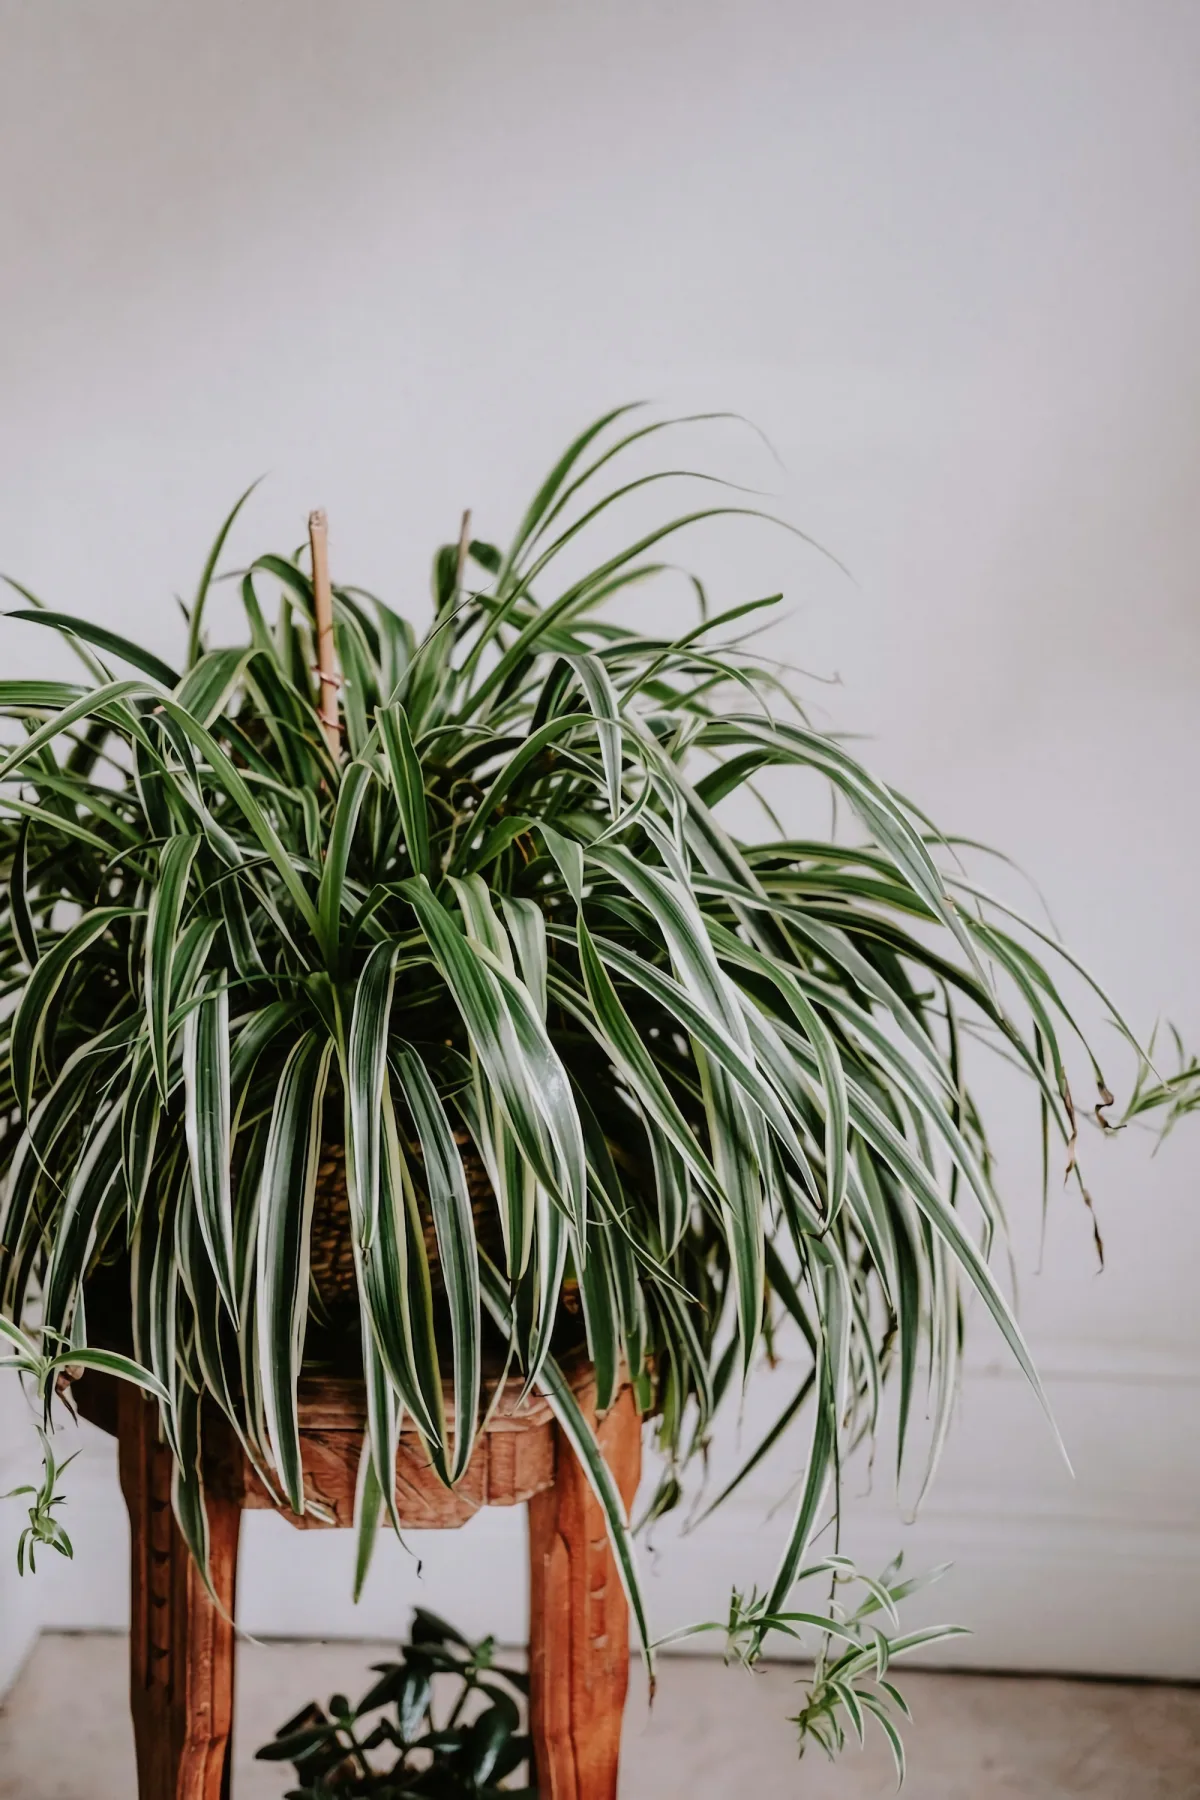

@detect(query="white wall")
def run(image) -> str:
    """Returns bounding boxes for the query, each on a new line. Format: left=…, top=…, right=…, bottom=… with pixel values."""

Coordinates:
left=2, top=0, right=1198, bottom=1684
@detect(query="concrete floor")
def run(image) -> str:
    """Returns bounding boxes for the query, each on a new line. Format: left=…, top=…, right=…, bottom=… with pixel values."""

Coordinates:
left=1, top=1634, right=1198, bottom=1797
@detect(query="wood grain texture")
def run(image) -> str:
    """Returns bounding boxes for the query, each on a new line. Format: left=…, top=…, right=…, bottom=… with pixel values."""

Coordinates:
left=528, top=1382, right=643, bottom=1800
left=117, top=1385, right=240, bottom=1800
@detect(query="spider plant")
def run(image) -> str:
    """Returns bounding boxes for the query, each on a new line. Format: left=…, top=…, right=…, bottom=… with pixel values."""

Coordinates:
left=0, top=408, right=1143, bottom=1707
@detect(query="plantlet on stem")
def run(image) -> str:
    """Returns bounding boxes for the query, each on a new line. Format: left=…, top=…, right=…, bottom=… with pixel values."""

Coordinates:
left=2, top=1424, right=79, bottom=1576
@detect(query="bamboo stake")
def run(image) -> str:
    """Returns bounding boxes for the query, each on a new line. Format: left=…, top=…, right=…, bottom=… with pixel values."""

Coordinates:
left=456, top=508, right=472, bottom=597
left=308, top=509, right=341, bottom=758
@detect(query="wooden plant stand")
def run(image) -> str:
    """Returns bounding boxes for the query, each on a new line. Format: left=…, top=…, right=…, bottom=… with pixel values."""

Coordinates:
left=76, top=1365, right=642, bottom=1800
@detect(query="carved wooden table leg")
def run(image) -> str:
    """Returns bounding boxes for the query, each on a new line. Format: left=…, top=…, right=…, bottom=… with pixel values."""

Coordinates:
left=117, top=1387, right=240, bottom=1800
left=528, top=1385, right=643, bottom=1800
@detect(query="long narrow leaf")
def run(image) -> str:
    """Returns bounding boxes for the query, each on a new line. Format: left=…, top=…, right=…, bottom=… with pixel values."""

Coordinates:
left=146, top=835, right=201, bottom=1098
left=182, top=974, right=238, bottom=1320
left=255, top=1032, right=334, bottom=1512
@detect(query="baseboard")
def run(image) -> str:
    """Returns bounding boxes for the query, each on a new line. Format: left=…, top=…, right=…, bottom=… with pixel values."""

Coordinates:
left=636, top=1504, right=1200, bottom=1682
left=29, top=1425, right=1200, bottom=1683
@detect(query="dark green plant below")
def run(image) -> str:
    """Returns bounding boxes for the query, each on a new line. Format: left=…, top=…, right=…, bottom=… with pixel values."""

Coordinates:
left=257, top=1608, right=535, bottom=1797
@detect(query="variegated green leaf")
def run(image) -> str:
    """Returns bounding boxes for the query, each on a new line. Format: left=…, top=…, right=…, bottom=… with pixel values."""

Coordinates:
left=182, top=974, right=237, bottom=1320
left=255, top=1033, right=334, bottom=1512
left=377, top=701, right=431, bottom=879
left=394, top=1044, right=481, bottom=1481
left=145, top=834, right=201, bottom=1098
